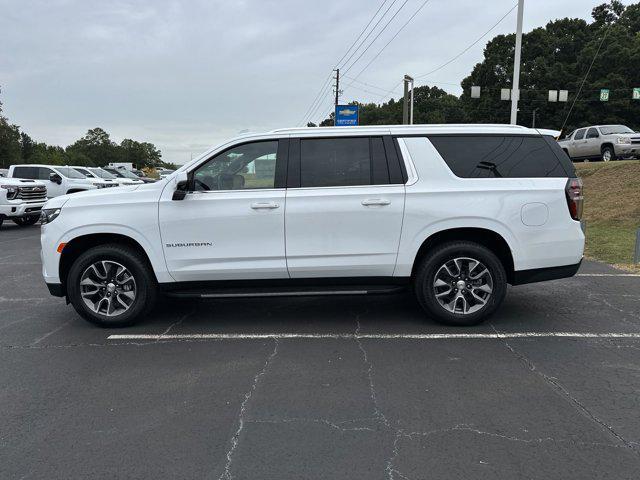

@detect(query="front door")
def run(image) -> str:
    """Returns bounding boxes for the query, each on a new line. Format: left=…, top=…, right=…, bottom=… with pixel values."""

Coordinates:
left=571, top=129, right=588, bottom=158
left=38, top=167, right=64, bottom=197
left=285, top=136, right=405, bottom=278
left=159, top=139, right=288, bottom=282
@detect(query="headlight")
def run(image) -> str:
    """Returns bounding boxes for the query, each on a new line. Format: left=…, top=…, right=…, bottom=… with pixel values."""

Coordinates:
left=616, top=137, right=631, bottom=145
left=1, top=185, right=19, bottom=200
left=40, top=208, right=62, bottom=225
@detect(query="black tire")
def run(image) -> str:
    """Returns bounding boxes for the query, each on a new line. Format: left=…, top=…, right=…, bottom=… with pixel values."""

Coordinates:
left=601, top=145, right=616, bottom=162
left=0, top=218, right=3, bottom=229
left=12, top=216, right=39, bottom=227
left=66, top=244, right=157, bottom=327
left=414, top=241, right=507, bottom=326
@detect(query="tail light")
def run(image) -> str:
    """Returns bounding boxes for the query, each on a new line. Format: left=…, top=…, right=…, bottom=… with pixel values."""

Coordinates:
left=565, top=178, right=583, bottom=221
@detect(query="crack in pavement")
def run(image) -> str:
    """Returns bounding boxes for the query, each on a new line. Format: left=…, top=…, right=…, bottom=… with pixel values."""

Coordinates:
left=217, top=338, right=279, bottom=480
left=247, top=417, right=379, bottom=433
left=490, top=323, right=640, bottom=458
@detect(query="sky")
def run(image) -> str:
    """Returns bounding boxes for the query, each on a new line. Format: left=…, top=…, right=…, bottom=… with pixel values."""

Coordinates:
left=0, top=0, right=613, bottom=164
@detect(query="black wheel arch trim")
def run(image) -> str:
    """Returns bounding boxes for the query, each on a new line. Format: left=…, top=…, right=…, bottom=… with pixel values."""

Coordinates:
left=510, top=260, right=582, bottom=286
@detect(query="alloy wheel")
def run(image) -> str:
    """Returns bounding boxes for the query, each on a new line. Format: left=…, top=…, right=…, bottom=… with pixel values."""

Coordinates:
left=79, top=260, right=137, bottom=317
left=433, top=257, right=493, bottom=315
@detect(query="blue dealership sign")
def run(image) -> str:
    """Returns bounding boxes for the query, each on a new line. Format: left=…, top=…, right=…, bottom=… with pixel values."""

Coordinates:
left=335, top=105, right=359, bottom=126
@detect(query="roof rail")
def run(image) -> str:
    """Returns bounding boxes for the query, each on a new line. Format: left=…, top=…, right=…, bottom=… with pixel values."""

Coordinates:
left=270, top=123, right=530, bottom=134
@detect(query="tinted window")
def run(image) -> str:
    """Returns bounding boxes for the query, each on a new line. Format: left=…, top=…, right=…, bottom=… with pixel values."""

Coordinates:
left=574, top=129, right=586, bottom=140
left=428, top=135, right=572, bottom=178
left=38, top=167, right=54, bottom=180
left=194, top=141, right=278, bottom=191
left=300, top=138, right=371, bottom=187
left=586, top=128, right=599, bottom=139
left=12, top=166, right=37, bottom=179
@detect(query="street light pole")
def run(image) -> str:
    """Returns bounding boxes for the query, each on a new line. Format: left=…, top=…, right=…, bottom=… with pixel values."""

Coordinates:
left=510, top=0, right=524, bottom=125
left=403, top=75, right=414, bottom=125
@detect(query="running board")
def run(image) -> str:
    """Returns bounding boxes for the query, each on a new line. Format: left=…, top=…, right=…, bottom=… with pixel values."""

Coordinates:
left=165, top=285, right=406, bottom=299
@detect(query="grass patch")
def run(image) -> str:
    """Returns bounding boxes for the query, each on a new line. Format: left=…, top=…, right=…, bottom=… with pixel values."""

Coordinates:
left=575, top=160, right=640, bottom=269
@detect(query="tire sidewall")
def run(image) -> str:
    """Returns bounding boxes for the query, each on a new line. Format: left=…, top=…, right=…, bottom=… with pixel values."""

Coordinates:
left=416, top=242, right=507, bottom=326
left=602, top=146, right=614, bottom=162
left=67, top=245, right=155, bottom=327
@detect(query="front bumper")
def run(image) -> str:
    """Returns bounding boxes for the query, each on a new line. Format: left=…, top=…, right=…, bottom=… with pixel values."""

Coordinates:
left=0, top=201, right=46, bottom=219
left=614, top=144, right=640, bottom=157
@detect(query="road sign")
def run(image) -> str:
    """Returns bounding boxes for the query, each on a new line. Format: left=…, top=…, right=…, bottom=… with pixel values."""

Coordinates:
left=548, top=90, right=558, bottom=102
left=633, top=88, right=640, bottom=100
left=559, top=90, right=569, bottom=102
left=501, top=88, right=511, bottom=101
left=600, top=89, right=610, bottom=102
left=470, top=86, right=481, bottom=98
left=335, top=105, right=359, bottom=126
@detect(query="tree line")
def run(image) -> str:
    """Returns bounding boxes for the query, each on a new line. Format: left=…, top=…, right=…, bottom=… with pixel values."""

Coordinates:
left=0, top=101, right=175, bottom=170
left=315, top=1, right=640, bottom=134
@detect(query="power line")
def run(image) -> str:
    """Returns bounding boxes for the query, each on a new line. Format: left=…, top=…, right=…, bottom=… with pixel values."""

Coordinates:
left=335, top=0, right=390, bottom=68
left=415, top=2, right=518, bottom=79
left=338, top=0, right=402, bottom=72
left=559, top=23, right=612, bottom=133
left=297, top=72, right=333, bottom=126
left=350, top=0, right=433, bottom=81
left=341, top=0, right=411, bottom=76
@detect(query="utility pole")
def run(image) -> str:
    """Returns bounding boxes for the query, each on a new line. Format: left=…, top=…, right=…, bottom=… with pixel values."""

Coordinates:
left=510, top=0, right=524, bottom=125
left=403, top=75, right=414, bottom=125
left=333, top=69, right=340, bottom=107
left=531, top=108, right=539, bottom=128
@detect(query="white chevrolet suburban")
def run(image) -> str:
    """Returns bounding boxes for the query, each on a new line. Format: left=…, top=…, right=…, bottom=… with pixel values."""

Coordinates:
left=0, top=178, right=47, bottom=228
left=40, top=124, right=584, bottom=327
left=9, top=164, right=117, bottom=197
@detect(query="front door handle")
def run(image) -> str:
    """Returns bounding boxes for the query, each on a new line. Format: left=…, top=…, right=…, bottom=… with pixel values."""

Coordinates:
left=251, top=202, right=280, bottom=210
left=361, top=198, right=391, bottom=206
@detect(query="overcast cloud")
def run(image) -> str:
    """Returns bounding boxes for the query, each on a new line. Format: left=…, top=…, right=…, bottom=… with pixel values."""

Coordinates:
left=0, top=0, right=612, bottom=164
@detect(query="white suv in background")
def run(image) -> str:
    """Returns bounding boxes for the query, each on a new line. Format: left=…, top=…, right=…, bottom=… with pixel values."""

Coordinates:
left=9, top=165, right=116, bottom=197
left=71, top=167, right=124, bottom=186
left=40, top=124, right=584, bottom=327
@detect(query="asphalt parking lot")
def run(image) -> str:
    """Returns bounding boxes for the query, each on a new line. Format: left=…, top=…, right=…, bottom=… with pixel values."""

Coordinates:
left=2, top=224, right=640, bottom=479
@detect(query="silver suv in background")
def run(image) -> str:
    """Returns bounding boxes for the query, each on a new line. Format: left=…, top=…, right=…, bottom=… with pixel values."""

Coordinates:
left=558, top=125, right=640, bottom=162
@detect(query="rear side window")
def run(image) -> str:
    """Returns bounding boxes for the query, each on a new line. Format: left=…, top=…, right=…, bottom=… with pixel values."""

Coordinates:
left=428, top=135, right=573, bottom=178
left=300, top=137, right=372, bottom=187
left=12, top=166, right=37, bottom=179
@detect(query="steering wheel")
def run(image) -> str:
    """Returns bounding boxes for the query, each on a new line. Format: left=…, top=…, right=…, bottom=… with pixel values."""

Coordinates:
left=194, top=178, right=210, bottom=191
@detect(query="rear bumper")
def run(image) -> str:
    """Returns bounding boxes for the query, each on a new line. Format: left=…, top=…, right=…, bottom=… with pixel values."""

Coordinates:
left=511, top=259, right=582, bottom=286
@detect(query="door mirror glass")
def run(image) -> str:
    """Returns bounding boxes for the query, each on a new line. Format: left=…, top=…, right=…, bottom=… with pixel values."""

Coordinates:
left=49, top=173, right=62, bottom=184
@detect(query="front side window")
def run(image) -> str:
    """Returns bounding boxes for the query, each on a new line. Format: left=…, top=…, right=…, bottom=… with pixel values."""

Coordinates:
left=300, top=137, right=371, bottom=188
left=38, top=167, right=54, bottom=180
left=54, top=167, right=86, bottom=179
left=586, top=128, right=599, bottom=139
left=193, top=141, right=278, bottom=191
left=574, top=129, right=586, bottom=140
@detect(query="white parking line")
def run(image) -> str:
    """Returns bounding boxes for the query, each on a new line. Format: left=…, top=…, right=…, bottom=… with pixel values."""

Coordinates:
left=577, top=274, right=640, bottom=277
left=108, top=332, right=640, bottom=341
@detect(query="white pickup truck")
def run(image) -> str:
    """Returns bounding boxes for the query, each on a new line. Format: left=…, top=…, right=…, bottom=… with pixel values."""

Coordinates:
left=0, top=178, right=47, bottom=228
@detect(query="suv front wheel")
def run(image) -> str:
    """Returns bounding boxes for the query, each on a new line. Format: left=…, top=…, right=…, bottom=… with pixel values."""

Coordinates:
left=414, top=241, right=507, bottom=326
left=601, top=146, right=616, bottom=162
left=67, top=244, right=157, bottom=327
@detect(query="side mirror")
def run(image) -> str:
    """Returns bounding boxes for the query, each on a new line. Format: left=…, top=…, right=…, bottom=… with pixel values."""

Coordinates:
left=50, top=173, right=62, bottom=184
left=172, top=171, right=189, bottom=201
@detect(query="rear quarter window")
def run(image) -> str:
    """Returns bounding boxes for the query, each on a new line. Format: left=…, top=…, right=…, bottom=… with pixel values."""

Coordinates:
left=427, top=135, right=574, bottom=178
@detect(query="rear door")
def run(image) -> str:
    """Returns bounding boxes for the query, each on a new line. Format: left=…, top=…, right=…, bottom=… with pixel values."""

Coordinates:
left=284, top=135, right=405, bottom=278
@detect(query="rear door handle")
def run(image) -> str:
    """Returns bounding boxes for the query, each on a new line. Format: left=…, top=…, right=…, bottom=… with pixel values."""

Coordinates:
left=251, top=202, right=280, bottom=210
left=361, top=198, right=391, bottom=206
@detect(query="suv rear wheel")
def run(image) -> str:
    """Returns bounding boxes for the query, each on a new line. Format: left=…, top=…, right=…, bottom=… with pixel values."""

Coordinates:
left=67, top=244, right=157, bottom=327
left=414, top=241, right=507, bottom=326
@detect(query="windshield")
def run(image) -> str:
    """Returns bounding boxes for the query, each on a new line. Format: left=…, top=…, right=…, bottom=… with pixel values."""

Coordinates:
left=115, top=169, right=140, bottom=179
left=73, top=167, right=93, bottom=177
left=90, top=168, right=117, bottom=179
left=599, top=125, right=634, bottom=135
left=55, top=167, right=87, bottom=179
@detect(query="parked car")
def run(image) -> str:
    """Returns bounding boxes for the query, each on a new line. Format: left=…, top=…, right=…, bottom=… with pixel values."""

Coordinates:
left=0, top=169, right=8, bottom=177
left=41, top=124, right=584, bottom=328
left=157, top=168, right=175, bottom=179
left=9, top=165, right=116, bottom=197
left=557, top=125, right=640, bottom=161
left=102, top=167, right=148, bottom=184
left=71, top=167, right=122, bottom=187
left=0, top=178, right=47, bottom=228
